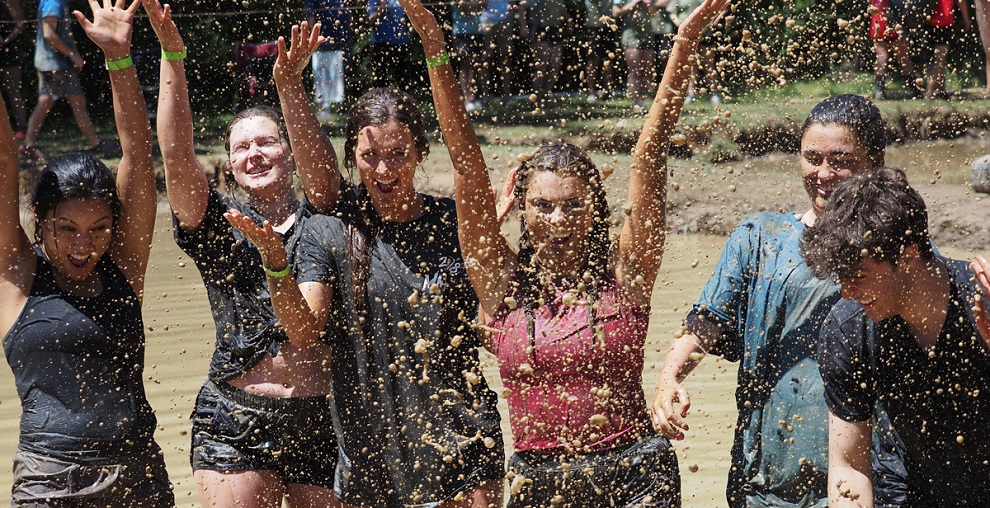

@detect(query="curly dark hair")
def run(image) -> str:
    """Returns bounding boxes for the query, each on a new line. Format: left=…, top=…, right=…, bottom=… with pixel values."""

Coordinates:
left=513, top=143, right=613, bottom=339
left=800, top=166, right=933, bottom=281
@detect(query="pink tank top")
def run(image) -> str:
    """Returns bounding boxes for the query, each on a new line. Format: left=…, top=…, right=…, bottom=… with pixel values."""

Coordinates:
left=488, top=282, right=653, bottom=454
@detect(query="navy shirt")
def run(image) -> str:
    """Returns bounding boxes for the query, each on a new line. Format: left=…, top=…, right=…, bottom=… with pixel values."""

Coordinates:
left=820, top=257, right=990, bottom=506
left=173, top=190, right=324, bottom=382
left=304, top=0, right=351, bottom=51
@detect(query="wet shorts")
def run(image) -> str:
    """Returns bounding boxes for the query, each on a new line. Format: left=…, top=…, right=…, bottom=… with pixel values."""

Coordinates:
left=190, top=380, right=338, bottom=488
left=11, top=443, right=174, bottom=507
left=586, top=26, right=618, bottom=59
left=36, top=69, right=83, bottom=99
left=507, top=433, right=681, bottom=508
left=928, top=25, right=952, bottom=46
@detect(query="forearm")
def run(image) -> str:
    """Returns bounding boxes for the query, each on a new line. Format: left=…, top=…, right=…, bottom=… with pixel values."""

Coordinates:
left=657, top=332, right=705, bottom=385
left=829, top=465, right=874, bottom=507
left=0, top=92, right=20, bottom=244
left=829, top=415, right=875, bottom=507
left=267, top=273, right=324, bottom=349
left=157, top=59, right=209, bottom=226
left=276, top=74, right=341, bottom=211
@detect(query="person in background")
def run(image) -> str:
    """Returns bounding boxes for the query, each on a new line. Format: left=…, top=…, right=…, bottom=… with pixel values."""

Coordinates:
left=802, top=167, right=990, bottom=506
left=369, top=0, right=415, bottom=92
left=518, top=0, right=566, bottom=104
left=869, top=0, right=920, bottom=99
left=480, top=0, right=514, bottom=102
left=21, top=0, right=117, bottom=162
left=925, top=0, right=970, bottom=99
left=452, top=1, right=485, bottom=112
left=305, top=0, right=350, bottom=117
left=613, top=0, right=662, bottom=111
left=0, top=0, right=25, bottom=139
left=584, top=0, right=618, bottom=103
left=974, top=0, right=990, bottom=92
left=0, top=0, right=172, bottom=504
left=667, top=0, right=719, bottom=103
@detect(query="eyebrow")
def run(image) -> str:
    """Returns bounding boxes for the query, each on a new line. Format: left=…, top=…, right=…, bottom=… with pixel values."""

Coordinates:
left=54, top=215, right=113, bottom=225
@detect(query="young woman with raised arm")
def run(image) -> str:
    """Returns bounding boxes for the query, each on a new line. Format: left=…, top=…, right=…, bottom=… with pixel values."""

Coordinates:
left=399, top=0, right=728, bottom=504
left=0, top=0, right=173, bottom=504
left=143, top=1, right=344, bottom=506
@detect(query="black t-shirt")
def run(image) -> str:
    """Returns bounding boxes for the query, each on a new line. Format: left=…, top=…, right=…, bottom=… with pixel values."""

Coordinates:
left=819, top=258, right=990, bottom=505
left=298, top=189, right=504, bottom=507
left=173, top=190, right=326, bottom=382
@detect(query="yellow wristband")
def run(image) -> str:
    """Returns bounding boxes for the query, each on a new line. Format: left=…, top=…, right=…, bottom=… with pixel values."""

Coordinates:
left=105, top=55, right=133, bottom=71
left=426, top=53, right=450, bottom=69
left=264, top=263, right=292, bottom=278
left=162, top=48, right=187, bottom=61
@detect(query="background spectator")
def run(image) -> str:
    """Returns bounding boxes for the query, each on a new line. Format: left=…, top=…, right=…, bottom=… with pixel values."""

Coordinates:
left=870, top=0, right=920, bottom=99
left=368, top=0, right=414, bottom=91
left=926, top=0, right=970, bottom=99
left=614, top=0, right=661, bottom=110
left=452, top=1, right=484, bottom=111
left=0, top=0, right=25, bottom=139
left=667, top=0, right=719, bottom=103
left=584, top=0, right=618, bottom=102
left=518, top=0, right=566, bottom=103
left=305, top=0, right=351, bottom=116
left=480, top=0, right=514, bottom=101
left=974, top=0, right=990, bottom=91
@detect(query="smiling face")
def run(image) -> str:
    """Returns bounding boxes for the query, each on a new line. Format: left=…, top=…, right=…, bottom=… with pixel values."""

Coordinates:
left=524, top=170, right=595, bottom=276
left=801, top=123, right=872, bottom=217
left=837, top=256, right=908, bottom=322
left=354, top=120, right=422, bottom=222
left=227, top=115, right=294, bottom=200
left=39, top=197, right=114, bottom=283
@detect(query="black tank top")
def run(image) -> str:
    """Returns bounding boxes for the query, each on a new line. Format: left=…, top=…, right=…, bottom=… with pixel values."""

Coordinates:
left=3, top=249, right=158, bottom=461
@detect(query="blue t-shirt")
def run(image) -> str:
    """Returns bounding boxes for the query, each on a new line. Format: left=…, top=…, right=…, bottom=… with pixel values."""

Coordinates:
left=690, top=212, right=834, bottom=506
left=304, top=0, right=351, bottom=51
left=368, top=0, right=410, bottom=45
left=34, top=0, right=76, bottom=72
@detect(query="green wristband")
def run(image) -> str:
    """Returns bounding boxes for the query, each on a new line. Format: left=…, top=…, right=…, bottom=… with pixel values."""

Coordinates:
left=426, top=52, right=450, bottom=69
left=161, top=48, right=187, bottom=61
left=264, top=263, right=292, bottom=278
left=105, top=55, right=133, bottom=71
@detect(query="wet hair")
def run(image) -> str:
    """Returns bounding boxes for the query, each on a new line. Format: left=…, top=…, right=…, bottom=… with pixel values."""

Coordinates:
left=802, top=94, right=886, bottom=168
left=343, top=88, right=430, bottom=172
left=342, top=88, right=430, bottom=340
left=31, top=153, right=121, bottom=243
left=221, top=105, right=291, bottom=190
left=513, top=143, right=612, bottom=339
left=801, top=166, right=933, bottom=281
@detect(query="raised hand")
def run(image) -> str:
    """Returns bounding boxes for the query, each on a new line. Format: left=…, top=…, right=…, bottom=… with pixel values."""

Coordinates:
left=676, top=0, right=730, bottom=41
left=274, top=21, right=324, bottom=83
left=973, top=256, right=990, bottom=347
left=494, top=166, right=518, bottom=226
left=141, top=0, right=184, bottom=53
left=224, top=209, right=288, bottom=270
left=74, top=0, right=141, bottom=60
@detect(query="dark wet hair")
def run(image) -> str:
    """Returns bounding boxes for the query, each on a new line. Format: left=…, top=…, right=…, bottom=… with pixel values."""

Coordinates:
left=31, top=153, right=121, bottom=243
left=221, top=105, right=291, bottom=190
left=802, top=94, right=886, bottom=168
left=513, top=143, right=612, bottom=339
left=343, top=88, right=430, bottom=342
left=801, top=166, right=933, bottom=281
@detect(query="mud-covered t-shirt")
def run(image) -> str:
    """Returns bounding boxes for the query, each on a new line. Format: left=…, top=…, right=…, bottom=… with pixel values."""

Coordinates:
left=691, top=212, right=909, bottom=507
left=819, top=258, right=990, bottom=506
left=299, top=190, right=504, bottom=507
left=4, top=250, right=158, bottom=460
left=173, top=190, right=319, bottom=382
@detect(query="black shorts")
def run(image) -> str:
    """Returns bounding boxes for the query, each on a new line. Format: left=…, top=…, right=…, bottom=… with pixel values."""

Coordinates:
left=11, top=443, right=174, bottom=507
left=507, top=433, right=681, bottom=508
left=585, top=26, right=618, bottom=59
left=190, top=380, right=338, bottom=488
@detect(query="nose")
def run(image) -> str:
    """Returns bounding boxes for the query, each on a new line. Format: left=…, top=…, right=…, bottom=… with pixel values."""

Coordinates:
left=817, top=161, right=836, bottom=181
left=547, top=206, right=568, bottom=225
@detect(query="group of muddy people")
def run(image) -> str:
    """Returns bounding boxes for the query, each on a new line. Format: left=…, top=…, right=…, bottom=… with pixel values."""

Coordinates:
left=2, top=0, right=990, bottom=507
